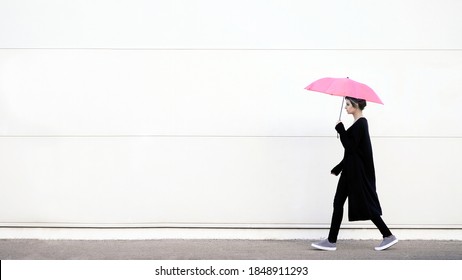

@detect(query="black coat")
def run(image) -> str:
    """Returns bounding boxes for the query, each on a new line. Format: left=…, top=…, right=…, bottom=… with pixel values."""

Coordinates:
left=331, top=118, right=383, bottom=221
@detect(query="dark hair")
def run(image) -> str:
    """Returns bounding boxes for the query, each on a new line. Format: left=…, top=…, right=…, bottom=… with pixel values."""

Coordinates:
left=345, top=97, right=367, bottom=110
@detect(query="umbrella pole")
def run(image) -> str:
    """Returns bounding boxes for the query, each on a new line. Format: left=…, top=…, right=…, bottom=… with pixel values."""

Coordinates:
left=337, top=98, right=344, bottom=139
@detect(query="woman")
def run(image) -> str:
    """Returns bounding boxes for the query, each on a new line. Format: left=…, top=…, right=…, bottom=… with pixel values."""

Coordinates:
left=311, top=96, right=398, bottom=251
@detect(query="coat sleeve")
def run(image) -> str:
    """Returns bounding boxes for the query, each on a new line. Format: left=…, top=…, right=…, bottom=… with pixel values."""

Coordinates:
left=331, top=159, right=343, bottom=176
left=335, top=121, right=364, bottom=152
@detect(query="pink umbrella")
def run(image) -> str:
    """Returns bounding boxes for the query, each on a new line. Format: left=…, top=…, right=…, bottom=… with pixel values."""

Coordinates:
left=305, top=77, right=383, bottom=120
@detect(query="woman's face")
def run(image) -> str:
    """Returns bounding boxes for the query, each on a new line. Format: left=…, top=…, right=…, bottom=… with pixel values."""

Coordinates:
left=345, top=99, right=357, bottom=115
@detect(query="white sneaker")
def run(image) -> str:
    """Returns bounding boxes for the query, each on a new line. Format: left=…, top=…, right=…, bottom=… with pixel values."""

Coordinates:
left=375, top=235, right=398, bottom=251
left=311, top=239, right=337, bottom=251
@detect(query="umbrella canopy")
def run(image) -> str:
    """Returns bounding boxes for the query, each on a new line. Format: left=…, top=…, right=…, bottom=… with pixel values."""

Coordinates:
left=305, top=77, right=383, bottom=105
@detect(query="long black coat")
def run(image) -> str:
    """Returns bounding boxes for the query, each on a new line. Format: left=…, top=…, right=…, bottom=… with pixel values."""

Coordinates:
left=331, top=118, right=383, bottom=221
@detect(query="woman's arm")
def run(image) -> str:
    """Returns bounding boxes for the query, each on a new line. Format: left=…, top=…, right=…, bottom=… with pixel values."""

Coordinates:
left=335, top=120, right=364, bottom=152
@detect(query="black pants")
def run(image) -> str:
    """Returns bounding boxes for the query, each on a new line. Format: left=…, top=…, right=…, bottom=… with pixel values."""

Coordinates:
left=327, top=183, right=392, bottom=243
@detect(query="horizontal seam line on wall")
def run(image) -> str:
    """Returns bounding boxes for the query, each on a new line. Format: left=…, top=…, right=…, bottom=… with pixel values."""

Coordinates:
left=0, top=135, right=461, bottom=139
left=1, top=48, right=462, bottom=51
left=1, top=225, right=461, bottom=230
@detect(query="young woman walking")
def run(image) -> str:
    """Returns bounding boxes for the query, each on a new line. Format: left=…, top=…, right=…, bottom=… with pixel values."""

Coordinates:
left=311, top=97, right=398, bottom=251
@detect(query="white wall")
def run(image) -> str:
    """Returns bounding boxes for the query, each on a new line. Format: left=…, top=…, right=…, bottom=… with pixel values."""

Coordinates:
left=0, top=0, right=461, bottom=238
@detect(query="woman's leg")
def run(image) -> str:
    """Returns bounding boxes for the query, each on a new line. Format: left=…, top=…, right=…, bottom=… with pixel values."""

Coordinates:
left=370, top=215, right=392, bottom=237
left=327, top=182, right=348, bottom=243
left=372, top=216, right=398, bottom=250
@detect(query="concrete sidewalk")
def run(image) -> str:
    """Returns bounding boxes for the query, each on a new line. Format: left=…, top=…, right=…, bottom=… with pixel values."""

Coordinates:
left=1, top=239, right=461, bottom=260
